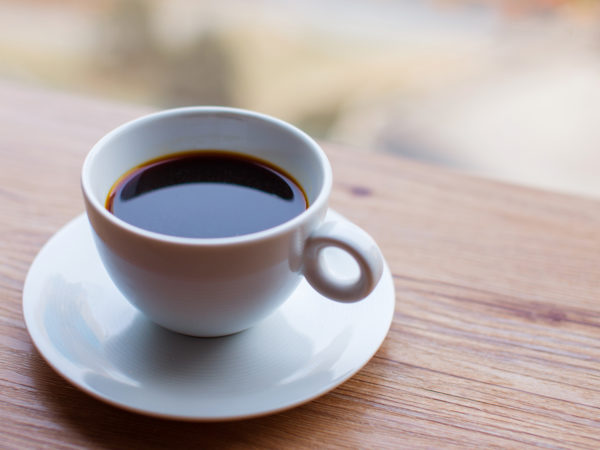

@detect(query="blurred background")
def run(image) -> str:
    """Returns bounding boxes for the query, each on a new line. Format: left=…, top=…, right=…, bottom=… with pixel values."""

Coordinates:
left=2, top=0, right=600, bottom=197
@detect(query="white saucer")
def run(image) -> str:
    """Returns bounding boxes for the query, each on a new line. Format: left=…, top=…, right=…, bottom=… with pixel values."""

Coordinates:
left=23, top=210, right=395, bottom=421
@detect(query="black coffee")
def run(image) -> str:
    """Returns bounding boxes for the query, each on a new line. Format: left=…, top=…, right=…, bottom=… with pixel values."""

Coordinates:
left=106, top=151, right=307, bottom=238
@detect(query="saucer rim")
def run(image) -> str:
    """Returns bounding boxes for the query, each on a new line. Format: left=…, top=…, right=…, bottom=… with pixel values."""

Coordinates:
left=23, top=211, right=395, bottom=421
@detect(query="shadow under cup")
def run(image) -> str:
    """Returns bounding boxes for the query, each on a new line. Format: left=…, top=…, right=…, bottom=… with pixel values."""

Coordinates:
left=81, top=107, right=332, bottom=337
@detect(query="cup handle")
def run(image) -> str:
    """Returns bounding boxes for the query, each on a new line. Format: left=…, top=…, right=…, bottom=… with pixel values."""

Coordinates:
left=302, top=220, right=384, bottom=302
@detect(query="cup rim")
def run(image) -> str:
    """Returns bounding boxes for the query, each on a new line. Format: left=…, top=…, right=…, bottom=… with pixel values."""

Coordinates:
left=81, top=106, right=332, bottom=246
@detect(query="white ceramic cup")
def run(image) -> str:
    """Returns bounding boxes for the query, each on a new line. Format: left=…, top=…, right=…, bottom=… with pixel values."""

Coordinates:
left=82, top=107, right=384, bottom=336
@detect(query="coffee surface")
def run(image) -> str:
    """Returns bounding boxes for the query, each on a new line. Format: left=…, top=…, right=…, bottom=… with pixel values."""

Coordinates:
left=106, top=151, right=307, bottom=238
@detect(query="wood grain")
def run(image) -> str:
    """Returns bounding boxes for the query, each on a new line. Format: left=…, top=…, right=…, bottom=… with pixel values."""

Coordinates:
left=1, top=80, right=600, bottom=449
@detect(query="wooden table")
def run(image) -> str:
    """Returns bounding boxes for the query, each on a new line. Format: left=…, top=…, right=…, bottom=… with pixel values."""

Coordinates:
left=2, top=81, right=600, bottom=449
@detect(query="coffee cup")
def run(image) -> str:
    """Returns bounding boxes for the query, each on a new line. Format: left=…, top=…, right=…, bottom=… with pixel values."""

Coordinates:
left=82, top=107, right=384, bottom=336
